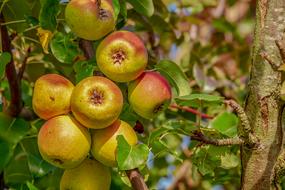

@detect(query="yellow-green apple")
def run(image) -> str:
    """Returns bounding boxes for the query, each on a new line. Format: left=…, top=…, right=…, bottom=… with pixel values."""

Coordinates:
left=96, top=30, right=148, bottom=82
left=60, top=158, right=111, bottom=190
left=38, top=115, right=91, bottom=169
left=70, top=76, right=123, bottom=129
left=32, top=74, right=74, bottom=120
left=91, top=120, right=138, bottom=167
left=128, top=71, right=172, bottom=119
left=65, top=0, right=115, bottom=40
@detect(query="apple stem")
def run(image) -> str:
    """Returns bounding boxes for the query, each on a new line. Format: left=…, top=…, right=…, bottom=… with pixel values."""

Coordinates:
left=126, top=169, right=149, bottom=190
left=170, top=104, right=214, bottom=119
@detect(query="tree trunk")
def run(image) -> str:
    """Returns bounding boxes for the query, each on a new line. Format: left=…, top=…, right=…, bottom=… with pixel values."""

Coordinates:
left=241, top=0, right=285, bottom=189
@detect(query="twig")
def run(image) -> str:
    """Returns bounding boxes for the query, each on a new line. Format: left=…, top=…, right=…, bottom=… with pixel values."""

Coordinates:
left=17, top=46, right=31, bottom=81
left=79, top=39, right=94, bottom=60
left=260, top=51, right=279, bottom=70
left=190, top=131, right=244, bottom=146
left=126, top=169, right=149, bottom=190
left=224, top=99, right=258, bottom=146
left=0, top=13, right=22, bottom=116
left=275, top=33, right=285, bottom=63
left=170, top=104, right=214, bottom=119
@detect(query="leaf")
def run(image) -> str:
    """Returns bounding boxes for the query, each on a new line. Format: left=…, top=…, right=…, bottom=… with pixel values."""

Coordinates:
left=117, top=135, right=149, bottom=170
left=0, top=52, right=11, bottom=78
left=50, top=32, right=82, bottom=64
left=126, top=0, right=154, bottom=17
left=119, top=103, right=138, bottom=126
left=0, top=139, right=13, bottom=172
left=73, top=59, right=96, bottom=83
left=4, top=144, right=32, bottom=184
left=37, top=27, right=54, bottom=54
left=155, top=60, right=191, bottom=97
left=112, top=0, right=120, bottom=19
left=39, top=0, right=60, bottom=31
left=175, top=93, right=224, bottom=108
left=210, top=112, right=238, bottom=137
left=220, top=153, right=239, bottom=169
left=26, top=181, right=39, bottom=190
left=0, top=113, right=30, bottom=145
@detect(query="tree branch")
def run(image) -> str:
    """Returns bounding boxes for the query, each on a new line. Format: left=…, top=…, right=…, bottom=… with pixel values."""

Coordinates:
left=190, top=131, right=244, bottom=146
left=170, top=104, right=214, bottom=119
left=273, top=150, right=285, bottom=189
left=275, top=31, right=285, bottom=63
left=79, top=39, right=94, bottom=60
left=126, top=169, right=149, bottom=190
left=17, top=46, right=31, bottom=81
left=0, top=13, right=22, bottom=116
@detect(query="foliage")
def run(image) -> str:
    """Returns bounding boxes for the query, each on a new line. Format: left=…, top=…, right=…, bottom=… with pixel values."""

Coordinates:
left=0, top=0, right=255, bottom=189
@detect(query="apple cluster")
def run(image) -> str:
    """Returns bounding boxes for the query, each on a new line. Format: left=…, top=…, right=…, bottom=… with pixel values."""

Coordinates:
left=32, top=0, right=172, bottom=189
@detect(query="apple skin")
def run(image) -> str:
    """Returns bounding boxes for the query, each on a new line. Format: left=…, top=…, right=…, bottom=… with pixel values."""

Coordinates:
left=70, top=76, right=123, bottom=129
left=91, top=120, right=138, bottom=167
left=32, top=74, right=74, bottom=120
left=38, top=115, right=91, bottom=169
left=60, top=158, right=111, bottom=190
left=65, top=0, right=115, bottom=40
left=128, top=71, right=172, bottom=119
left=96, top=30, right=148, bottom=82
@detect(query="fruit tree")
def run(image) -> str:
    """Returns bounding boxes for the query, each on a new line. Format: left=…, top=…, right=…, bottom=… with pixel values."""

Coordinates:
left=0, top=0, right=285, bottom=190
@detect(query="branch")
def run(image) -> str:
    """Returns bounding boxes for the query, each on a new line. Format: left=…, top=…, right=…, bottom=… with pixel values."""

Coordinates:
left=273, top=150, right=285, bottom=189
left=260, top=51, right=279, bottom=70
left=17, top=46, right=31, bottom=81
left=170, top=104, right=214, bottom=119
left=79, top=39, right=94, bottom=59
left=190, top=131, right=244, bottom=146
left=275, top=32, right=285, bottom=63
left=0, top=13, right=22, bottom=116
left=126, top=169, right=149, bottom=190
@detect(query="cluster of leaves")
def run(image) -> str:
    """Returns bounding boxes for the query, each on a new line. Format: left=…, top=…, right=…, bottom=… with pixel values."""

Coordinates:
left=0, top=0, right=255, bottom=189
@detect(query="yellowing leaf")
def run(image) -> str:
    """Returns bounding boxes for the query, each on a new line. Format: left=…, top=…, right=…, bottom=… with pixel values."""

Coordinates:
left=37, top=28, right=54, bottom=54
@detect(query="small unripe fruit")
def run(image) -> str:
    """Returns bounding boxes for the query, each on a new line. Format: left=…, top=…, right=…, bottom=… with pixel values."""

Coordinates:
left=60, top=158, right=111, bottom=190
left=96, top=30, right=148, bottom=82
left=38, top=115, right=91, bottom=169
left=91, top=120, right=138, bottom=167
left=128, top=71, right=172, bottom=119
left=65, top=0, right=115, bottom=40
left=71, top=76, right=123, bottom=129
left=32, top=74, right=74, bottom=120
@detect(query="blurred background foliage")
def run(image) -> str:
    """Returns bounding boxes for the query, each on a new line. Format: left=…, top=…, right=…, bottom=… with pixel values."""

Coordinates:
left=0, top=0, right=257, bottom=189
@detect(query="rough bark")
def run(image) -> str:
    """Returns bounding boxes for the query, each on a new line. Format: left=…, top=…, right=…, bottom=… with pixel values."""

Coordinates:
left=241, top=0, right=285, bottom=189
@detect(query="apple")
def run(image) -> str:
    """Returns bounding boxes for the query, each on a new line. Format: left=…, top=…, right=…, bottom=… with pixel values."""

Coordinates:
left=91, top=120, right=138, bottom=167
left=60, top=158, right=111, bottom=190
left=128, top=71, right=172, bottom=119
left=38, top=115, right=91, bottom=169
left=70, top=76, right=123, bottom=129
left=32, top=74, right=74, bottom=120
left=96, top=30, right=148, bottom=82
left=65, top=0, right=115, bottom=40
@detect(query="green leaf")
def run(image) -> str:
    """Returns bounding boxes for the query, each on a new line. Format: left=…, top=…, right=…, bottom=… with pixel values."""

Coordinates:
left=0, top=52, right=11, bottom=78
left=210, top=112, right=238, bottom=137
left=0, top=139, right=13, bottom=171
left=112, top=0, right=120, bottom=19
left=73, top=59, right=96, bottom=83
left=21, top=138, right=56, bottom=177
left=26, top=181, right=39, bottom=190
left=119, top=103, right=138, bottom=126
left=155, top=60, right=191, bottom=97
left=117, top=135, right=149, bottom=170
left=126, top=0, right=154, bottom=17
left=39, top=0, right=60, bottom=31
left=175, top=93, right=224, bottom=108
left=220, top=153, right=239, bottom=169
left=4, top=144, right=32, bottom=184
left=50, top=32, right=81, bottom=64
left=0, top=113, right=30, bottom=145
